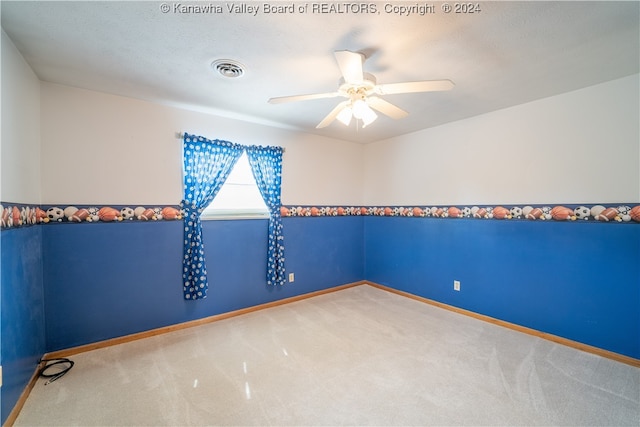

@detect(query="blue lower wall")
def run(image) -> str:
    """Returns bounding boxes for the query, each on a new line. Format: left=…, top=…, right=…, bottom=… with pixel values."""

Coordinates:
left=43, top=216, right=364, bottom=352
left=364, top=216, right=640, bottom=359
left=3, top=212, right=639, bottom=423
left=1, top=227, right=45, bottom=424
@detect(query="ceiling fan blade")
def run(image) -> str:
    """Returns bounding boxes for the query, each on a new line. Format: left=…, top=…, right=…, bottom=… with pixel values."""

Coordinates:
left=367, top=97, right=409, bottom=119
left=268, top=91, right=340, bottom=104
left=334, top=50, right=364, bottom=84
left=375, top=79, right=455, bottom=95
left=316, top=101, right=350, bottom=128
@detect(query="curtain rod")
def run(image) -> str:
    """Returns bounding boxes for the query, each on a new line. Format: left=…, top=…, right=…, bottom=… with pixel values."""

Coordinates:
left=175, top=132, right=285, bottom=152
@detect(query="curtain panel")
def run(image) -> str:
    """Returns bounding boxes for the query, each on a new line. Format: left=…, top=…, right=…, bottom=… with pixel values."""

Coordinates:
left=181, top=134, right=244, bottom=300
left=181, top=133, right=285, bottom=300
left=246, top=145, right=286, bottom=286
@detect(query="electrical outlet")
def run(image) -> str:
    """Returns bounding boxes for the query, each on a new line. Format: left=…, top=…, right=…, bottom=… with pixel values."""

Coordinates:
left=454, top=280, right=461, bottom=291
left=288, top=273, right=295, bottom=282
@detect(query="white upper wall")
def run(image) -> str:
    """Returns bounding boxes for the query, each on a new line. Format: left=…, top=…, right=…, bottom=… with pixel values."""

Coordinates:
left=40, top=83, right=364, bottom=205
left=1, top=30, right=41, bottom=204
left=363, top=74, right=640, bottom=206
left=11, top=39, right=640, bottom=208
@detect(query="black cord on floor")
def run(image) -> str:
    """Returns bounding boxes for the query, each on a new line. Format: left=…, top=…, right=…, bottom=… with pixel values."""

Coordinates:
left=37, top=358, right=74, bottom=385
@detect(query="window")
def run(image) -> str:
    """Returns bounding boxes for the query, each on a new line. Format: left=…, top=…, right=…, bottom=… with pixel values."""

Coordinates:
left=201, top=152, right=269, bottom=219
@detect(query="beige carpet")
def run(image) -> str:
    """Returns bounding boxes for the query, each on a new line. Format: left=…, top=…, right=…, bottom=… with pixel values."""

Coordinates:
left=15, top=285, right=640, bottom=426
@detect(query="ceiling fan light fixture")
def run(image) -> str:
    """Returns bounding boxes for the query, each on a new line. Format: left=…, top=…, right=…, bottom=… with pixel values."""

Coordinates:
left=360, top=107, right=377, bottom=128
left=352, top=99, right=369, bottom=119
left=351, top=98, right=377, bottom=127
left=336, top=106, right=353, bottom=126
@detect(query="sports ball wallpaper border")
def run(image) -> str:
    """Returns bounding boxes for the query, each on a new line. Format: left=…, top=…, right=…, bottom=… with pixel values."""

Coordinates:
left=1, top=202, right=639, bottom=230
left=0, top=204, right=182, bottom=229
left=280, top=204, right=640, bottom=222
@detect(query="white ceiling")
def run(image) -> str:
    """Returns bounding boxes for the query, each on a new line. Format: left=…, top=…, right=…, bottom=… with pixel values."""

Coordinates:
left=1, top=1, right=638, bottom=143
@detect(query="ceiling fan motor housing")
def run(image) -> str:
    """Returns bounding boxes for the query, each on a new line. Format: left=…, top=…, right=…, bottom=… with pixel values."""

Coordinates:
left=338, top=73, right=377, bottom=98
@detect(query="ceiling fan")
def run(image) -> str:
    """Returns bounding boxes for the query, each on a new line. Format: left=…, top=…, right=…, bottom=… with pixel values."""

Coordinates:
left=268, top=50, right=454, bottom=129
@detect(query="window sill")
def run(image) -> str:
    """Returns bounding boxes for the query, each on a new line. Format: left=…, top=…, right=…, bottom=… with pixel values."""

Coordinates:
left=201, top=213, right=270, bottom=221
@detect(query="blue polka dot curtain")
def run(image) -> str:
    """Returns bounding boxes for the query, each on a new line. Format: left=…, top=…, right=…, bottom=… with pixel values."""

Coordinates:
left=181, top=134, right=243, bottom=300
left=246, top=145, right=286, bottom=286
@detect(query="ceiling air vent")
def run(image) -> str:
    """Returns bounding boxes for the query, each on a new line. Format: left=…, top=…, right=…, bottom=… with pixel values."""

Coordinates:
left=211, top=60, right=245, bottom=78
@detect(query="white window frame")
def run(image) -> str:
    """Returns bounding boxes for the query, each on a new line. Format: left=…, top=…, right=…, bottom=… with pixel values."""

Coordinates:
left=200, top=152, right=270, bottom=220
